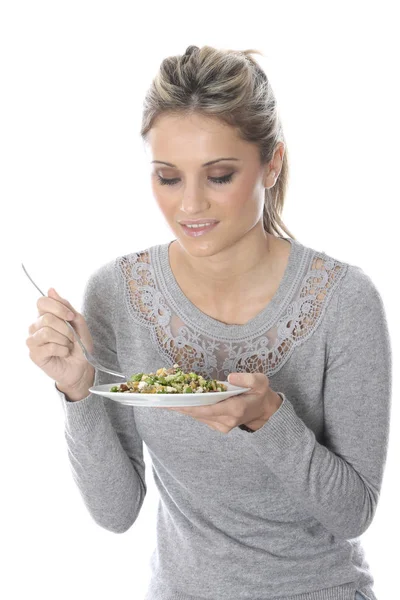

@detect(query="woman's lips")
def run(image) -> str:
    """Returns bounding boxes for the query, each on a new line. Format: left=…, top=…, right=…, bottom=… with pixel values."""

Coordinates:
left=180, top=222, right=219, bottom=237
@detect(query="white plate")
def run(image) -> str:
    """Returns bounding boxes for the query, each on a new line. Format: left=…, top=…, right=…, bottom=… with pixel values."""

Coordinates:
left=89, top=381, right=251, bottom=407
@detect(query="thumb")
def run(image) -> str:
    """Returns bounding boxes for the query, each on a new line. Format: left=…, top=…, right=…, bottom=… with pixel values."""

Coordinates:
left=48, top=288, right=78, bottom=319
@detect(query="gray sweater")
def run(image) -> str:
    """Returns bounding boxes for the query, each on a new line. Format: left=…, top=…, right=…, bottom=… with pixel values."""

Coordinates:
left=55, top=237, right=392, bottom=600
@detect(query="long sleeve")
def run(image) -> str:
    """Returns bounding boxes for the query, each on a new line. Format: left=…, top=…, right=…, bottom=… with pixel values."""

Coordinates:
left=55, top=259, right=146, bottom=534
left=239, top=264, right=392, bottom=540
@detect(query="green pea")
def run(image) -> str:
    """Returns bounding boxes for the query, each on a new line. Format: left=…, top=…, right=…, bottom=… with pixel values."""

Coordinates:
left=130, top=373, right=143, bottom=381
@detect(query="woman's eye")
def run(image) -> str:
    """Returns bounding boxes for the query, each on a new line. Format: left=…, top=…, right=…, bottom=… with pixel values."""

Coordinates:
left=156, top=173, right=234, bottom=186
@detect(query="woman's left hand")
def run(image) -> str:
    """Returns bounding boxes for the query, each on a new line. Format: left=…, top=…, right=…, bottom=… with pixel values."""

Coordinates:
left=159, top=372, right=283, bottom=433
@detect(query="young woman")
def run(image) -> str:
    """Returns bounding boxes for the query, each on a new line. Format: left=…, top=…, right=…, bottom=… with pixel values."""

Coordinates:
left=27, top=45, right=391, bottom=600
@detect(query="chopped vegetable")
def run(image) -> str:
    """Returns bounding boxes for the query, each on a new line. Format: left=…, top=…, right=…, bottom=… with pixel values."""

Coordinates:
left=109, top=364, right=227, bottom=394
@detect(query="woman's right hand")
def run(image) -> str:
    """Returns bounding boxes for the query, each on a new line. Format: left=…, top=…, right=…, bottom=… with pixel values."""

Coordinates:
left=26, top=288, right=95, bottom=395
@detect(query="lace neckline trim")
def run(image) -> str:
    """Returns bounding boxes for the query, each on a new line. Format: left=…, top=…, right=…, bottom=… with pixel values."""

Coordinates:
left=149, top=237, right=311, bottom=340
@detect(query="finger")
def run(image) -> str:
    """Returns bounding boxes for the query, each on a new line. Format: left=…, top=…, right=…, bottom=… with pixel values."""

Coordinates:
left=228, top=371, right=268, bottom=389
left=164, top=409, right=234, bottom=433
left=191, top=395, right=243, bottom=418
left=31, top=325, right=75, bottom=350
left=29, top=312, right=75, bottom=344
left=48, top=288, right=77, bottom=316
left=199, top=419, right=233, bottom=434
left=170, top=405, right=217, bottom=418
left=163, top=406, right=215, bottom=420
left=29, top=341, right=72, bottom=362
left=37, top=289, right=77, bottom=322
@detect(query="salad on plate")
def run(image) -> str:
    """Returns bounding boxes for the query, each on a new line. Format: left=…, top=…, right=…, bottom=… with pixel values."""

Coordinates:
left=110, top=363, right=227, bottom=395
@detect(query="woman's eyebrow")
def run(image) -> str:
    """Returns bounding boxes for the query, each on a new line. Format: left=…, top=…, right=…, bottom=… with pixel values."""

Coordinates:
left=151, top=158, right=241, bottom=167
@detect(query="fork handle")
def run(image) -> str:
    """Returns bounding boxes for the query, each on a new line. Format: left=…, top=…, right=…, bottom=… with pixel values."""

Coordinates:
left=64, top=321, right=127, bottom=380
left=64, top=319, right=86, bottom=352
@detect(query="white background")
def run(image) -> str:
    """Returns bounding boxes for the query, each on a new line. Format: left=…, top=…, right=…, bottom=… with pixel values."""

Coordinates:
left=1, top=1, right=399, bottom=598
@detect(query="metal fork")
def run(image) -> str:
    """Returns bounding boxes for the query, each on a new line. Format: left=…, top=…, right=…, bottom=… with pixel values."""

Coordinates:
left=22, top=262, right=128, bottom=381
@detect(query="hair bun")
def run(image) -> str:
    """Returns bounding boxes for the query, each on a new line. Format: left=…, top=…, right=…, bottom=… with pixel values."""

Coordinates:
left=183, top=45, right=199, bottom=58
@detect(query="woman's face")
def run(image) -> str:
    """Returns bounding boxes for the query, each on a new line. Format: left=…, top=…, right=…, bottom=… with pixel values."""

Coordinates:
left=145, top=112, right=281, bottom=256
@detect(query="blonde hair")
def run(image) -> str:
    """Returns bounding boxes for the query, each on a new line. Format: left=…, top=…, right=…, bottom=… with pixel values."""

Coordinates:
left=141, top=45, right=295, bottom=240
